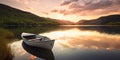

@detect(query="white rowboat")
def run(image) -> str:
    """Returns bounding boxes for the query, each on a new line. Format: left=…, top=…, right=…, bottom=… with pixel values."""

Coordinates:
left=21, top=32, right=55, bottom=50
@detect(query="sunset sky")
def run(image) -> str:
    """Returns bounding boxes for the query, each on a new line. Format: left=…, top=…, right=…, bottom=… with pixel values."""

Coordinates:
left=0, top=0, right=120, bottom=22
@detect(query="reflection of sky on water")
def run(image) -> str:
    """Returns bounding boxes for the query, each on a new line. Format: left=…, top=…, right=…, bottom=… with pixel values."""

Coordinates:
left=10, top=41, right=40, bottom=60
left=10, top=27, right=120, bottom=60
left=41, top=28, right=120, bottom=50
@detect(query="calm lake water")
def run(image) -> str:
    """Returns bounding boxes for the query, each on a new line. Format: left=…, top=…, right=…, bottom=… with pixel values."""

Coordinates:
left=0, top=26, right=120, bottom=60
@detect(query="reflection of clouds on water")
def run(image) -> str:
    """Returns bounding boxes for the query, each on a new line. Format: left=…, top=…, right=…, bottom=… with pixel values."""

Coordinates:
left=10, top=40, right=26, bottom=56
left=42, top=28, right=120, bottom=50
left=10, top=40, right=54, bottom=60
left=67, top=35, right=120, bottom=50
left=22, top=42, right=55, bottom=60
left=10, top=40, right=38, bottom=60
left=8, top=27, right=120, bottom=60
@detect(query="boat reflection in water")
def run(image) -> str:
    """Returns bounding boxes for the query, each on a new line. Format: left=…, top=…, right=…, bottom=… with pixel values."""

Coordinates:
left=22, top=42, right=55, bottom=60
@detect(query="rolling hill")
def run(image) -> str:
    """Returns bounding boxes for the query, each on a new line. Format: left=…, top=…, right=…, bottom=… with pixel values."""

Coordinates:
left=0, top=4, right=67, bottom=27
left=77, top=15, right=120, bottom=25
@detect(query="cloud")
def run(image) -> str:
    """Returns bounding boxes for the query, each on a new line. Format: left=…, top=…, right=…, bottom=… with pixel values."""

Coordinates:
left=51, top=9, right=58, bottom=12
left=51, top=0, right=120, bottom=16
left=51, top=9, right=70, bottom=15
left=60, top=0, right=79, bottom=6
left=84, top=0, right=113, bottom=10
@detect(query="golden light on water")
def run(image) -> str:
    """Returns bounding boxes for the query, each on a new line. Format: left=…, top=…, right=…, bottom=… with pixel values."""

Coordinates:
left=10, top=41, right=26, bottom=56
left=9, top=40, right=40, bottom=60
left=41, top=28, right=120, bottom=50
left=8, top=27, right=120, bottom=60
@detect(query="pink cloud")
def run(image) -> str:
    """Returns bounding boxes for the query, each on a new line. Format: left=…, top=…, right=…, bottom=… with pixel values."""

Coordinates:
left=60, top=0, right=78, bottom=6
left=51, top=0, right=120, bottom=16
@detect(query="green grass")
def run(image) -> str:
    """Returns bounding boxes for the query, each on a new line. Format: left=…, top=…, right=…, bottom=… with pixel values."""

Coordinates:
left=0, top=28, right=14, bottom=60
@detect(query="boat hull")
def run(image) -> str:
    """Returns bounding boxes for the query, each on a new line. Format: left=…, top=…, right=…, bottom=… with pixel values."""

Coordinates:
left=21, top=32, right=55, bottom=50
left=22, top=42, right=55, bottom=60
left=23, top=39, right=55, bottom=50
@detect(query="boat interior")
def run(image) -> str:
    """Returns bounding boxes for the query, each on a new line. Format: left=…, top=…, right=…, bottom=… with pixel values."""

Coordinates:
left=23, top=35, right=36, bottom=40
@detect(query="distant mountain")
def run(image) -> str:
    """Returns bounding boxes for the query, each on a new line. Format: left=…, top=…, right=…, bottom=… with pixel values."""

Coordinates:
left=0, top=4, right=73, bottom=27
left=77, top=15, right=120, bottom=25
